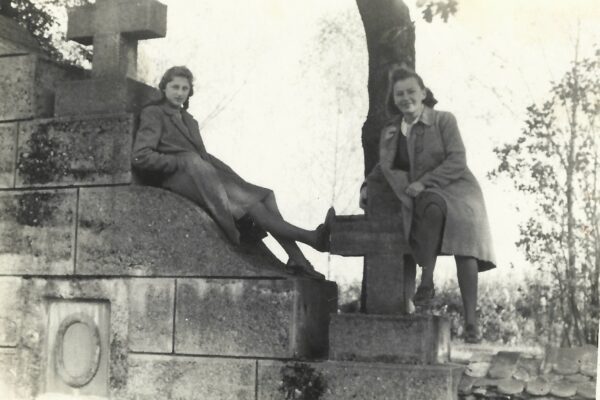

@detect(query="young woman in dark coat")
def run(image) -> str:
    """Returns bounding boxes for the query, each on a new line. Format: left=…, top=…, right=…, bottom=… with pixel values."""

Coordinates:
left=133, top=66, right=333, bottom=279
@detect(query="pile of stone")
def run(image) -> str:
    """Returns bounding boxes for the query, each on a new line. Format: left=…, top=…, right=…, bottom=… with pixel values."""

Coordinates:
left=455, top=346, right=597, bottom=399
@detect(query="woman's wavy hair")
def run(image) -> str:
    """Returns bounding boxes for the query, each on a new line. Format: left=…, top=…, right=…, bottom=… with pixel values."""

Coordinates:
left=155, top=65, right=195, bottom=110
left=385, top=66, right=437, bottom=118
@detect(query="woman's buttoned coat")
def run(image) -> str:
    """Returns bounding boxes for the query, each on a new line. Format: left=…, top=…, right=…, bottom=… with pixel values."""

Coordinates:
left=372, top=106, right=496, bottom=271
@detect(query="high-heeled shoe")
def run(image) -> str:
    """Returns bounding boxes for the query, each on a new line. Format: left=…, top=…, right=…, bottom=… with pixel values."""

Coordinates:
left=413, top=284, right=435, bottom=307
left=286, top=260, right=325, bottom=280
left=464, top=324, right=482, bottom=344
left=315, top=207, right=336, bottom=252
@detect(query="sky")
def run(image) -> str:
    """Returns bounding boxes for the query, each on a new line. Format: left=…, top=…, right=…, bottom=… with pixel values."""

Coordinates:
left=135, top=0, right=600, bottom=289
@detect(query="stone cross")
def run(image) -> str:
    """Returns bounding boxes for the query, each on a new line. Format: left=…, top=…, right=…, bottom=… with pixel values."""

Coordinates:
left=330, top=172, right=416, bottom=314
left=66, top=0, right=167, bottom=79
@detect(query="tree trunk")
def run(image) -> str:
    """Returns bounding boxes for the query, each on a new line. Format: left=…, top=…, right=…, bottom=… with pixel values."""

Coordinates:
left=566, top=62, right=584, bottom=345
left=356, top=0, right=415, bottom=176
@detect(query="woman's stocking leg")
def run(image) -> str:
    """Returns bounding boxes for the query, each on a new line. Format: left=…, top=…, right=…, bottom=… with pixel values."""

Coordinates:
left=456, top=255, right=478, bottom=328
left=247, top=201, right=318, bottom=249
left=260, top=195, right=312, bottom=267
left=413, top=199, right=445, bottom=289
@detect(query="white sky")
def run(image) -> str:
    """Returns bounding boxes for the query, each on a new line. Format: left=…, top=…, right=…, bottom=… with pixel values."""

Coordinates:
left=137, top=0, right=600, bottom=288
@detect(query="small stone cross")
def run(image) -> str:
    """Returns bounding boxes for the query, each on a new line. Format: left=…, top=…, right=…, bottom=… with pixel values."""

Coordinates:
left=330, top=172, right=415, bottom=314
left=66, top=0, right=167, bottom=78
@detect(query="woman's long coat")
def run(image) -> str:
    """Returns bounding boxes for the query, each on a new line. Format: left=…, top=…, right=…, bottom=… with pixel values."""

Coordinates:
left=132, top=102, right=271, bottom=244
left=372, top=106, right=496, bottom=271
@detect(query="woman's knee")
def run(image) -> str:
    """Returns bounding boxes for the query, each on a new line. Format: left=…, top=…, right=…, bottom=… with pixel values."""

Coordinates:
left=422, top=203, right=444, bottom=224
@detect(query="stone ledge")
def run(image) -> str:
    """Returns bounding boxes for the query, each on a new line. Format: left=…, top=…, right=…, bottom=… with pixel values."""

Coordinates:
left=329, top=313, right=450, bottom=364
left=258, top=359, right=464, bottom=400
left=15, top=113, right=133, bottom=187
left=54, top=77, right=159, bottom=117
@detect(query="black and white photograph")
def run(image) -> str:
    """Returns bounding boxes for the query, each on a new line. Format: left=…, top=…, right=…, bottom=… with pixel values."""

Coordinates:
left=0, top=0, right=598, bottom=399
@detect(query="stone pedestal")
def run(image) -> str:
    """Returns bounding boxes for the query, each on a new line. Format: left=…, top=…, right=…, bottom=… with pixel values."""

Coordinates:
left=329, top=313, right=450, bottom=365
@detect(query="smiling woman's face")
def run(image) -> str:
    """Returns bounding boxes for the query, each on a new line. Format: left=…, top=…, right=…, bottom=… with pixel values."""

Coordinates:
left=164, top=76, right=191, bottom=108
left=393, top=77, right=426, bottom=119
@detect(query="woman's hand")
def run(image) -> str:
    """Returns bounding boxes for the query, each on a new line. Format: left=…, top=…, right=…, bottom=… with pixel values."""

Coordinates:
left=405, top=181, right=425, bottom=198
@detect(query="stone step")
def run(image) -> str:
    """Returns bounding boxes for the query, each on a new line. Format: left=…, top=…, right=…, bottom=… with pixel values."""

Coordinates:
left=127, top=354, right=256, bottom=400
left=0, top=53, right=85, bottom=121
left=258, top=359, right=463, bottom=400
left=329, top=313, right=450, bottom=364
left=126, top=356, right=463, bottom=400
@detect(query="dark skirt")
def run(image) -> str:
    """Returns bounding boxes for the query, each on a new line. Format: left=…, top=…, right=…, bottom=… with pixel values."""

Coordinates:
left=161, top=153, right=272, bottom=243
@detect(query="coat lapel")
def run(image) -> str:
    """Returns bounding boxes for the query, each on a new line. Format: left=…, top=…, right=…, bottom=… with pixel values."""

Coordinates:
left=160, top=103, right=207, bottom=155
left=379, top=126, right=399, bottom=169
left=181, top=111, right=209, bottom=156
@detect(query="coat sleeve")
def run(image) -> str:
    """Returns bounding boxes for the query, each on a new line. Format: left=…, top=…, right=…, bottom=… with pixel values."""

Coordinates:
left=418, top=112, right=467, bottom=188
left=132, top=107, right=179, bottom=174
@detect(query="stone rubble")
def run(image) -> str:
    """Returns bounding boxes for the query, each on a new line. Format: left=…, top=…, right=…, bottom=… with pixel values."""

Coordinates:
left=456, top=346, right=597, bottom=400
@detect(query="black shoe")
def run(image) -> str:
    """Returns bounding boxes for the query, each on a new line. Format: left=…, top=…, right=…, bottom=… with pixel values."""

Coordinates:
left=315, top=207, right=336, bottom=252
left=413, top=285, right=435, bottom=307
left=464, top=324, right=482, bottom=344
left=286, top=260, right=325, bottom=280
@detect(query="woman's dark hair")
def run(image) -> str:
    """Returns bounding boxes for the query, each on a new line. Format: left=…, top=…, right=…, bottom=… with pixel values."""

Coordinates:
left=385, top=66, right=437, bottom=117
left=155, top=65, right=195, bottom=109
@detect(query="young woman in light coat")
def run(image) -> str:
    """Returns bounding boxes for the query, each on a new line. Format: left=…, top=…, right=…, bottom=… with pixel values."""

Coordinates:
left=132, top=66, right=333, bottom=279
left=361, top=67, right=496, bottom=342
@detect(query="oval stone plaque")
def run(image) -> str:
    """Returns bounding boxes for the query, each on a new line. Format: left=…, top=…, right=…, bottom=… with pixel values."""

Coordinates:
left=54, top=314, right=101, bottom=388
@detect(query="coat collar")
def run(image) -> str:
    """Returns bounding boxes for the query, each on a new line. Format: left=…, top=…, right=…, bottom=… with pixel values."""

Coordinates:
left=419, top=106, right=435, bottom=126
left=386, top=106, right=435, bottom=128
left=403, top=106, right=434, bottom=126
left=159, top=102, right=187, bottom=116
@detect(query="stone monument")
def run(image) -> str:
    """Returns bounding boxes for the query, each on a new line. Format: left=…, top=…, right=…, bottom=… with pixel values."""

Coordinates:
left=0, top=1, right=337, bottom=399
